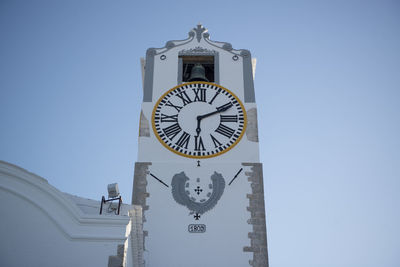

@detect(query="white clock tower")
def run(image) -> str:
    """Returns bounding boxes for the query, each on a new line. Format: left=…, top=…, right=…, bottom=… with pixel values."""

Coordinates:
left=132, top=24, right=268, bottom=267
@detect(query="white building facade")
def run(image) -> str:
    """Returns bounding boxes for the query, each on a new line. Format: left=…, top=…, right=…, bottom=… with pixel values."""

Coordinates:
left=0, top=161, right=144, bottom=267
left=132, top=25, right=268, bottom=267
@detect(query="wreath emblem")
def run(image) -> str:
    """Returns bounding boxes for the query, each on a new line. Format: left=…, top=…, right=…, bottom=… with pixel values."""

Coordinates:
left=171, top=171, right=225, bottom=217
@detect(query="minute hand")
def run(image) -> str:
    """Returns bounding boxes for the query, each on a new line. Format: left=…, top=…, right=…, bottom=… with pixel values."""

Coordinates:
left=197, top=103, right=233, bottom=120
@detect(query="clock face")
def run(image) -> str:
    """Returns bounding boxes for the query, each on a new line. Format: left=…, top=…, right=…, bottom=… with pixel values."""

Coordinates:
left=152, top=82, right=247, bottom=158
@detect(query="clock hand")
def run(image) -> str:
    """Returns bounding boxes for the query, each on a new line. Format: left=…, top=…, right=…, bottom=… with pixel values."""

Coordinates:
left=197, top=102, right=233, bottom=121
left=196, top=118, right=201, bottom=136
left=196, top=103, right=233, bottom=136
left=216, top=102, right=234, bottom=112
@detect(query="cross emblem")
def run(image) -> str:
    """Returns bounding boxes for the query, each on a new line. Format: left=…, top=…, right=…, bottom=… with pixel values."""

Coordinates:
left=194, top=186, right=203, bottom=195
left=194, top=213, right=201, bottom=220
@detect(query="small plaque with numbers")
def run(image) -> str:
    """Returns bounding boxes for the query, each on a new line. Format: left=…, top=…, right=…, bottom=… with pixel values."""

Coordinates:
left=188, top=224, right=206, bottom=233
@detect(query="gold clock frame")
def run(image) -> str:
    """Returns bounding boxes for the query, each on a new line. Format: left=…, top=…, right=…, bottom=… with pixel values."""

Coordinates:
left=152, top=81, right=247, bottom=159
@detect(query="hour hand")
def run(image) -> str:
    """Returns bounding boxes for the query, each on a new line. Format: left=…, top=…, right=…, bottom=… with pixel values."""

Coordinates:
left=196, top=117, right=201, bottom=136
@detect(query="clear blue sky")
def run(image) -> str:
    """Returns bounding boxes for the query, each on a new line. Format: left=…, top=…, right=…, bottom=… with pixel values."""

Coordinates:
left=1, top=1, right=399, bottom=266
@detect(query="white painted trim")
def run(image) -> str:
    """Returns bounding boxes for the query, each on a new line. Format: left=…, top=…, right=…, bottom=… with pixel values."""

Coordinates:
left=0, top=161, right=130, bottom=242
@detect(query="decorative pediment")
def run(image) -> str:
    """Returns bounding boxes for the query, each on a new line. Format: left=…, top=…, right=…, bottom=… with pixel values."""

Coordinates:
left=178, top=46, right=216, bottom=56
left=146, top=24, right=242, bottom=55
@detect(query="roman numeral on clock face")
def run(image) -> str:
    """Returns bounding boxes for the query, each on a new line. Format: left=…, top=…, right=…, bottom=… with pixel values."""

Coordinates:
left=215, top=123, right=235, bottom=138
left=220, top=115, right=238, bottom=122
left=193, top=88, right=206, bottom=102
left=208, top=89, right=221, bottom=104
left=194, top=135, right=205, bottom=151
left=162, top=123, right=182, bottom=140
left=175, top=131, right=190, bottom=149
left=176, top=91, right=192, bottom=106
left=210, top=134, right=222, bottom=148
left=165, top=101, right=183, bottom=112
left=160, top=113, right=178, bottom=122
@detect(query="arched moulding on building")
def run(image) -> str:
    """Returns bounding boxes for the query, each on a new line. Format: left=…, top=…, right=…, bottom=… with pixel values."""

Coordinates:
left=0, top=160, right=145, bottom=267
left=0, top=161, right=131, bottom=241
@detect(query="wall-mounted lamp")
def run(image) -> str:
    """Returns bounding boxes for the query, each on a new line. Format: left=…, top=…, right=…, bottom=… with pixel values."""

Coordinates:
left=107, top=183, right=120, bottom=198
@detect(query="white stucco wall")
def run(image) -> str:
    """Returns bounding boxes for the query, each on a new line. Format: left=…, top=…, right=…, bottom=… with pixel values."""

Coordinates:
left=0, top=161, right=140, bottom=267
left=132, top=25, right=268, bottom=267
left=143, top=162, right=253, bottom=267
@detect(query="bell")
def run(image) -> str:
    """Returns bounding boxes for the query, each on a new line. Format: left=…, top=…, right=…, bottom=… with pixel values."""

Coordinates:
left=188, top=63, right=209, bottom=82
